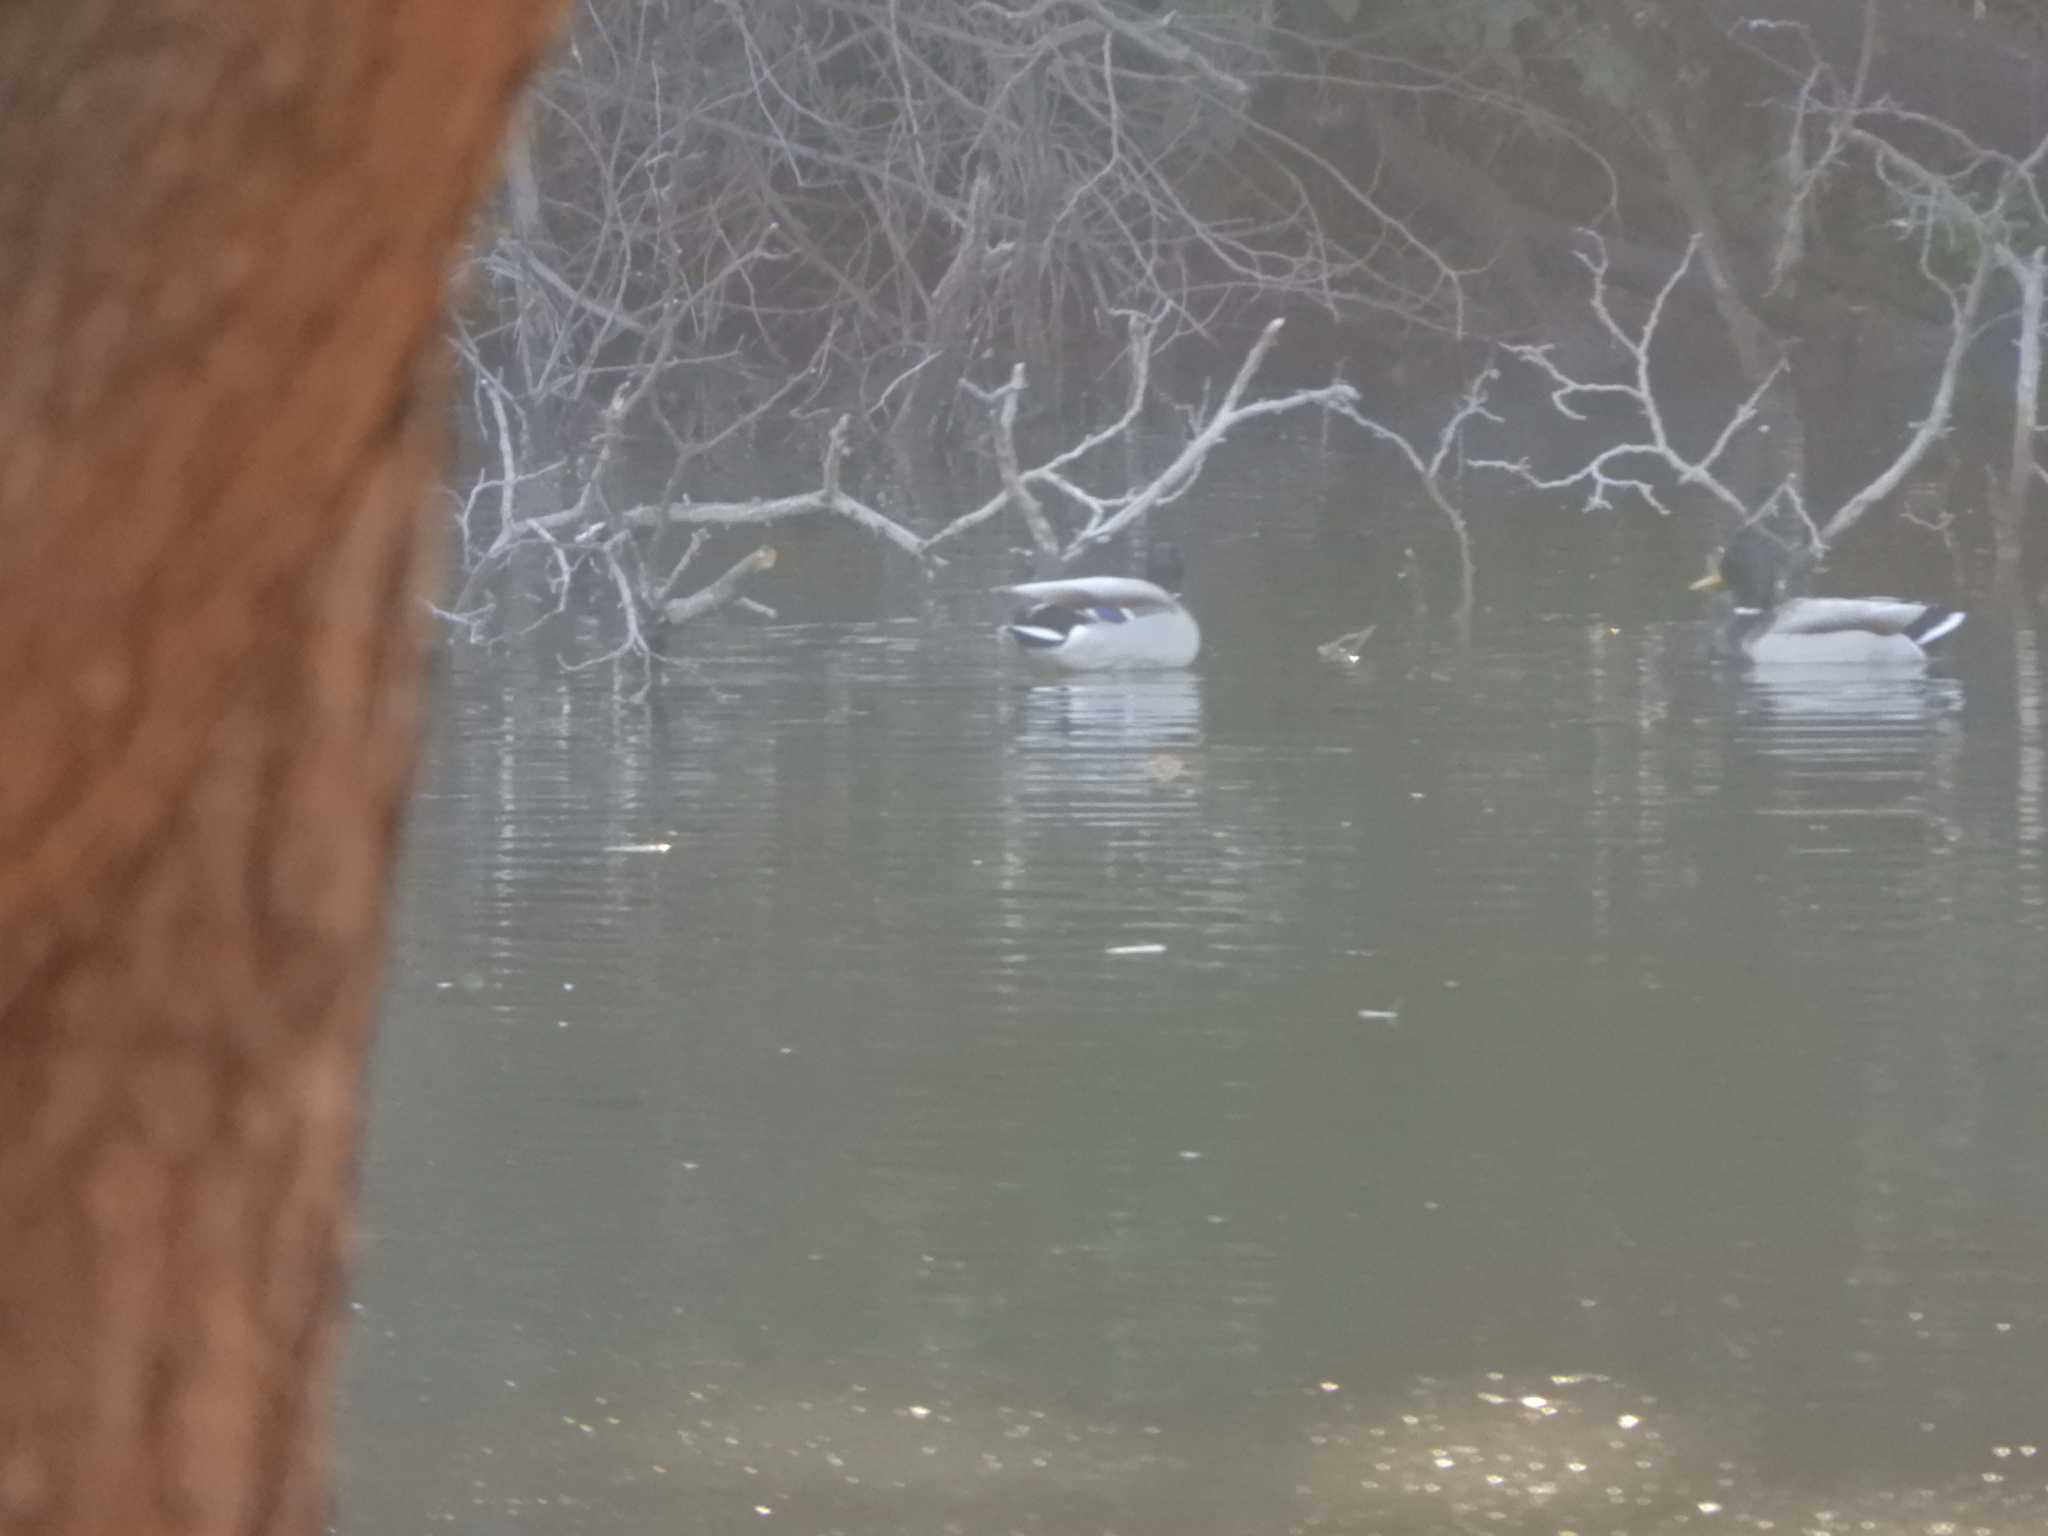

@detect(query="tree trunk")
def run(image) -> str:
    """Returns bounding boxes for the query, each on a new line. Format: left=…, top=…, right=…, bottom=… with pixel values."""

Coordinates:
left=0, top=5, right=562, bottom=1535
left=1997, top=245, right=2044, bottom=603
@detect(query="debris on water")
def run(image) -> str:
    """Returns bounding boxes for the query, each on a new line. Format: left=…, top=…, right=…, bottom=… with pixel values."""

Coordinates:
left=606, top=841, right=673, bottom=853
left=1105, top=942, right=1167, bottom=955
left=1317, top=625, right=1376, bottom=666
left=1357, top=1004, right=1402, bottom=1022
left=1146, top=752, right=1191, bottom=784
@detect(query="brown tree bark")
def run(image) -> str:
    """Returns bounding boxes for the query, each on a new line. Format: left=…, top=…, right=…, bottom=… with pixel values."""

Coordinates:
left=0, top=5, right=563, bottom=1535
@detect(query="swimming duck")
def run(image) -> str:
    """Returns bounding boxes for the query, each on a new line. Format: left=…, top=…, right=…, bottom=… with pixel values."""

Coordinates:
left=1002, top=545, right=1200, bottom=672
left=1689, top=526, right=1965, bottom=665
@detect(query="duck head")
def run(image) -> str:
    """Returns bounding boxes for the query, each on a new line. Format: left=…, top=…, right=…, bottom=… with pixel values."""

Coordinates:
left=1690, top=526, right=1784, bottom=611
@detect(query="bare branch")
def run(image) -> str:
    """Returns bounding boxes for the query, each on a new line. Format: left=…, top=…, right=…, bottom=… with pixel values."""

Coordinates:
left=1334, top=366, right=1499, bottom=628
left=1811, top=245, right=1986, bottom=548
left=625, top=416, right=927, bottom=561
left=960, top=364, right=1061, bottom=565
left=1472, top=234, right=1760, bottom=520
left=1063, top=318, right=1355, bottom=558
left=662, top=546, right=780, bottom=626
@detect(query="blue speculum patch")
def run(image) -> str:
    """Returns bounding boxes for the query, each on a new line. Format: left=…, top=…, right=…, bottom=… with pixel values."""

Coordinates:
left=1088, top=606, right=1129, bottom=624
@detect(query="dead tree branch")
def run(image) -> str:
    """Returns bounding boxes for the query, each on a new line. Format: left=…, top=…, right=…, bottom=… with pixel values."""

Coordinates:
left=623, top=415, right=927, bottom=561
left=1335, top=367, right=1502, bottom=628
left=1471, top=234, right=1775, bottom=522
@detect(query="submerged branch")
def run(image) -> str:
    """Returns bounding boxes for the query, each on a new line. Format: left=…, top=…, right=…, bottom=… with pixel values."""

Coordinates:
left=663, top=546, right=780, bottom=626
left=1335, top=366, right=1499, bottom=630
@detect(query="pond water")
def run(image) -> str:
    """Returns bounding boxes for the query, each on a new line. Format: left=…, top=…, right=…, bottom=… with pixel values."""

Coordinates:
left=341, top=458, right=2048, bottom=1534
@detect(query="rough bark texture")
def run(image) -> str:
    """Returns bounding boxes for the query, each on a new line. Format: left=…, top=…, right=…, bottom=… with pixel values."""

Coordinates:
left=0, top=5, right=563, bottom=1535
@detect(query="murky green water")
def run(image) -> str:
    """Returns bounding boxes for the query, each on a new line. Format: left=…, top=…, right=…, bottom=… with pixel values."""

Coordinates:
left=341, top=469, right=2048, bottom=1534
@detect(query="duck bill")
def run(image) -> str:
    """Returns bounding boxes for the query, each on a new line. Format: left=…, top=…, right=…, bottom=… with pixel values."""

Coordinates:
left=1688, top=572, right=1726, bottom=592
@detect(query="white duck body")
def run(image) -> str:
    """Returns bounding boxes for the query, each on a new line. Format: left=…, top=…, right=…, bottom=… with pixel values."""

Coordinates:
left=1693, top=528, right=1965, bottom=669
left=1730, top=598, right=1967, bottom=668
left=1003, top=576, right=1201, bottom=672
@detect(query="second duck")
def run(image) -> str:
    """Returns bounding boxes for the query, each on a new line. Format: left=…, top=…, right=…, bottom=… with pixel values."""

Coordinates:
left=1691, top=527, right=1965, bottom=666
left=1003, top=545, right=1200, bottom=672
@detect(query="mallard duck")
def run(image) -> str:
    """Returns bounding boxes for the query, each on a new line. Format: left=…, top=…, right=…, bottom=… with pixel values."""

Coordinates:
left=1690, top=527, right=1965, bottom=665
left=1002, top=545, right=1200, bottom=672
